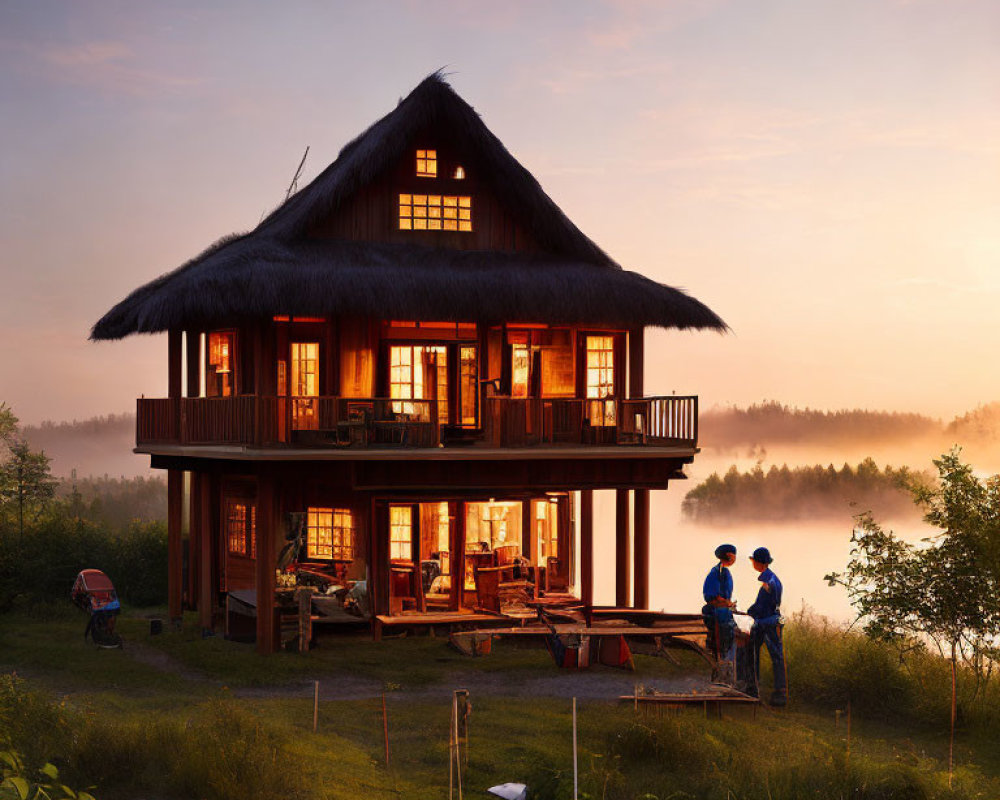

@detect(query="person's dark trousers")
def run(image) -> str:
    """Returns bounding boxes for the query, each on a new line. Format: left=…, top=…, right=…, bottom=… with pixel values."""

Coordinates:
left=752, top=623, right=786, bottom=704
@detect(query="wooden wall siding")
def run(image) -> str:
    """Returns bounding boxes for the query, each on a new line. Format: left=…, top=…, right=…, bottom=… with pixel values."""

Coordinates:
left=352, top=455, right=688, bottom=493
left=305, top=139, right=544, bottom=255
left=338, top=317, right=376, bottom=397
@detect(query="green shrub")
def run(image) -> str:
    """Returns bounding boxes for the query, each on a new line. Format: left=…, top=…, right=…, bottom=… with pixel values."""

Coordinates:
left=0, top=675, right=73, bottom=773
left=0, top=517, right=166, bottom=609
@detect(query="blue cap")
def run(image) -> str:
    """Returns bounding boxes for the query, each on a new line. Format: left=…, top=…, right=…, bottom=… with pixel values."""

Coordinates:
left=714, top=544, right=736, bottom=559
left=750, top=547, right=773, bottom=564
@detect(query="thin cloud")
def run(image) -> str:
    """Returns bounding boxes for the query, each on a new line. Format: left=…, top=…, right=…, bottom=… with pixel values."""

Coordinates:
left=14, top=38, right=202, bottom=97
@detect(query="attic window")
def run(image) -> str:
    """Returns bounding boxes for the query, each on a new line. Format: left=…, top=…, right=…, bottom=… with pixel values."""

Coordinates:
left=399, top=194, right=472, bottom=232
left=416, top=149, right=437, bottom=177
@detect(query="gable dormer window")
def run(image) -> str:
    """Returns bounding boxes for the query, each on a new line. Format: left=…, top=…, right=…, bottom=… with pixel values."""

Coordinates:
left=399, top=194, right=472, bottom=232
left=416, top=149, right=437, bottom=177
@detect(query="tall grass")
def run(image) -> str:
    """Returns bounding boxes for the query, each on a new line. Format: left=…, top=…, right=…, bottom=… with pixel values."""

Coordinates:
left=785, top=613, right=1000, bottom=732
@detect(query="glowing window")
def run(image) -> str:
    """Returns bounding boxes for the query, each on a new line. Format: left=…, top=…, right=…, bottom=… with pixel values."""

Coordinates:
left=399, top=194, right=472, bottom=232
left=390, top=505, right=413, bottom=561
left=389, top=345, right=448, bottom=422
left=437, top=501, right=451, bottom=561
left=226, top=501, right=256, bottom=557
left=291, top=342, right=319, bottom=430
left=307, top=507, right=354, bottom=560
left=207, top=332, right=235, bottom=397
left=586, top=335, right=616, bottom=426
left=586, top=336, right=615, bottom=399
left=416, top=149, right=437, bottom=178
left=453, top=166, right=465, bottom=179
left=460, top=346, right=478, bottom=426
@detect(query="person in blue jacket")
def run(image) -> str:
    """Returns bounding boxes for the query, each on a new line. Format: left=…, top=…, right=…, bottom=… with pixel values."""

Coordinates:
left=702, top=544, right=738, bottom=664
left=747, top=547, right=786, bottom=706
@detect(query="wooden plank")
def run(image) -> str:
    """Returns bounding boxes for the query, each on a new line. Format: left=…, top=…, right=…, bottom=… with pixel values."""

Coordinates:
left=167, top=469, right=183, bottom=622
left=615, top=489, right=630, bottom=607
left=375, top=612, right=503, bottom=626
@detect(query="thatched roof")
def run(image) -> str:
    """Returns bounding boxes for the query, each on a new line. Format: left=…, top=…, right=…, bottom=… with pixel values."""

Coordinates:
left=92, top=73, right=726, bottom=340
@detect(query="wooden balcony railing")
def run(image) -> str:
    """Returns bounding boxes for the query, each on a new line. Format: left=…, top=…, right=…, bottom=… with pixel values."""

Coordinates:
left=136, top=395, right=698, bottom=449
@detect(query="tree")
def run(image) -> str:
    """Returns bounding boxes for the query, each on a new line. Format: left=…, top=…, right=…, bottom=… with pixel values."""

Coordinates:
left=0, top=403, right=17, bottom=449
left=0, top=405, right=57, bottom=537
left=826, top=448, right=1000, bottom=787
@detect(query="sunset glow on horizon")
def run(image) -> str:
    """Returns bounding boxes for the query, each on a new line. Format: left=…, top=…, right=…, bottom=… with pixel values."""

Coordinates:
left=2, top=1, right=998, bottom=425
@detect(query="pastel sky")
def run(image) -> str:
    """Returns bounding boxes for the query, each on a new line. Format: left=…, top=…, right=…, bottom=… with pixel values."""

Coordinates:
left=2, top=0, right=998, bottom=425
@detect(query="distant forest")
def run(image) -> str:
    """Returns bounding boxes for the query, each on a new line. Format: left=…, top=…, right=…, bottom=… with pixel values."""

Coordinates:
left=681, top=458, right=927, bottom=524
left=700, top=400, right=1000, bottom=451
left=58, top=473, right=167, bottom=527
left=699, top=401, right=942, bottom=449
left=21, top=413, right=143, bottom=478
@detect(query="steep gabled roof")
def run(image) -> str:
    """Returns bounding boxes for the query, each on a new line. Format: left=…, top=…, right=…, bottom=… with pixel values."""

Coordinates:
left=92, top=73, right=727, bottom=340
left=254, top=71, right=615, bottom=266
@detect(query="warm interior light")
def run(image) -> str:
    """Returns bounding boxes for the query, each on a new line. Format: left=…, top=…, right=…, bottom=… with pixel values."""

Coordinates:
left=453, top=166, right=465, bottom=179
left=399, top=193, right=472, bottom=232
left=416, top=149, right=437, bottom=178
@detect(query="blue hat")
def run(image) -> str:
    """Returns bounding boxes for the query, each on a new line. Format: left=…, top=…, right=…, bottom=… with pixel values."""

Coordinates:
left=714, top=544, right=736, bottom=559
left=750, top=547, right=773, bottom=564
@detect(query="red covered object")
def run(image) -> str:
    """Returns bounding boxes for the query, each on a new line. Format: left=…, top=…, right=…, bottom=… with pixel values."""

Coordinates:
left=72, top=569, right=120, bottom=613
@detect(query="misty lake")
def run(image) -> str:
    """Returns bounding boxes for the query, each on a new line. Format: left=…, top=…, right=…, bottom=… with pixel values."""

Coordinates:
left=586, top=441, right=973, bottom=629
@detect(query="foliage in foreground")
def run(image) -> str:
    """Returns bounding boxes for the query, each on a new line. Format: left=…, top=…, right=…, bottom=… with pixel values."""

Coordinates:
left=2, top=611, right=1000, bottom=800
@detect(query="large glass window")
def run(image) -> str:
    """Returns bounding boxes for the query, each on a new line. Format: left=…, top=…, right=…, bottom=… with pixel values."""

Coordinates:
left=399, top=194, right=472, bottom=232
left=389, top=345, right=448, bottom=423
left=390, top=505, right=413, bottom=561
left=585, top=336, right=615, bottom=398
left=291, top=342, right=319, bottom=430
left=586, top=335, right=616, bottom=426
left=306, top=508, right=354, bottom=560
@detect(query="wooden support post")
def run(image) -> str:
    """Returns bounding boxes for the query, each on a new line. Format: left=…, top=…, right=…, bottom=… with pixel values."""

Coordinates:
left=167, top=469, right=184, bottom=623
left=450, top=500, right=466, bottom=612
left=188, top=472, right=201, bottom=611
left=524, top=498, right=540, bottom=601
left=255, top=471, right=278, bottom=654
left=168, top=329, right=182, bottom=400
left=370, top=500, right=390, bottom=622
left=185, top=330, right=200, bottom=398
left=199, top=472, right=214, bottom=632
left=633, top=488, right=650, bottom=609
left=168, top=329, right=182, bottom=443
left=628, top=327, right=644, bottom=399
left=615, top=489, right=631, bottom=607
left=580, top=490, right=594, bottom=607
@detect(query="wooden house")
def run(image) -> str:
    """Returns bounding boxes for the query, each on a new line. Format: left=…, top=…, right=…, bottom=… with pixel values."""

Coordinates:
left=92, top=74, right=726, bottom=653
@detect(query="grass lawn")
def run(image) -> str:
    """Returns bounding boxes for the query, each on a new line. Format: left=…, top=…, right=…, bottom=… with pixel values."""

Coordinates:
left=1, top=605, right=998, bottom=800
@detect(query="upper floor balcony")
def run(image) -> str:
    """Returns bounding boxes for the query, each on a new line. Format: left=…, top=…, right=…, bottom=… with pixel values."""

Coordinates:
left=135, top=393, right=698, bottom=452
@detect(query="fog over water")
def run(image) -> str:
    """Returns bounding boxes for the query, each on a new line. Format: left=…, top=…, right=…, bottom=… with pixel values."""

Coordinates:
left=588, top=439, right=1000, bottom=626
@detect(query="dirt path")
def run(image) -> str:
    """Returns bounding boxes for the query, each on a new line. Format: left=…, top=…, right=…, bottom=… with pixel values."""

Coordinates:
left=235, top=669, right=713, bottom=703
